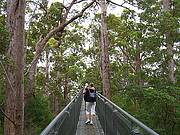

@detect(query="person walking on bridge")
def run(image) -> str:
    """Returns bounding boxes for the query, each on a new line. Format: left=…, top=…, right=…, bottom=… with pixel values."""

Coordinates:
left=83, top=83, right=96, bottom=125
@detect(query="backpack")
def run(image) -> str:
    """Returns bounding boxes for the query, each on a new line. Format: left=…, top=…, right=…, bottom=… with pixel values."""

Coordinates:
left=88, top=89, right=96, bottom=102
left=89, top=91, right=96, bottom=98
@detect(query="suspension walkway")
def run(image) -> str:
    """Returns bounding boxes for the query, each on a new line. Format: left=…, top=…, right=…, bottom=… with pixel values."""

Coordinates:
left=75, top=102, right=104, bottom=135
left=40, top=90, right=159, bottom=135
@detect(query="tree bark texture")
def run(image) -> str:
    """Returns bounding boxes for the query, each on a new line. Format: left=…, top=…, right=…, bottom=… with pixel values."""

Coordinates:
left=100, top=0, right=110, bottom=99
left=135, top=42, right=142, bottom=86
left=45, top=49, right=49, bottom=93
left=122, top=47, right=129, bottom=87
left=163, top=0, right=176, bottom=84
left=64, top=75, right=68, bottom=106
left=5, top=0, right=25, bottom=135
left=51, top=93, right=60, bottom=116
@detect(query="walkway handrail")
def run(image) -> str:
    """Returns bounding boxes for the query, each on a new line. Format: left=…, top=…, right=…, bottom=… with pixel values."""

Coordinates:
left=40, top=90, right=83, bottom=135
left=96, top=93, right=159, bottom=135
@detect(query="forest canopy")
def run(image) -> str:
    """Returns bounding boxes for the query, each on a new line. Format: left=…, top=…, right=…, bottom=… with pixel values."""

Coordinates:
left=0, top=0, right=179, bottom=135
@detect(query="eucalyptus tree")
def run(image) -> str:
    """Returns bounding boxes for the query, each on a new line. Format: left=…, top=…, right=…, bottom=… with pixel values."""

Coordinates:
left=5, top=1, right=25, bottom=135
left=2, top=0, right=96, bottom=134
left=26, top=0, right=96, bottom=99
left=99, top=0, right=142, bottom=98
left=49, top=24, right=86, bottom=107
left=163, top=0, right=177, bottom=84
left=100, top=0, right=111, bottom=99
left=105, top=0, right=180, bottom=134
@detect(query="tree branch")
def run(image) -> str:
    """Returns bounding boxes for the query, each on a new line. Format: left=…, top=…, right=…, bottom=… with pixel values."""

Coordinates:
left=26, top=0, right=96, bottom=75
left=61, top=4, right=68, bottom=11
left=0, top=61, right=15, bottom=92
left=107, top=0, right=134, bottom=12
left=25, top=35, right=44, bottom=75
left=26, top=0, right=48, bottom=15
left=74, top=0, right=86, bottom=4
left=64, top=0, right=96, bottom=27
left=0, top=104, right=16, bottom=127
left=63, top=0, right=77, bottom=20
left=118, top=45, right=136, bottom=72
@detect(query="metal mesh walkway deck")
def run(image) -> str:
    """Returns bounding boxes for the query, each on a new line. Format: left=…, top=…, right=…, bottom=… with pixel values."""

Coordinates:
left=75, top=102, right=104, bottom=135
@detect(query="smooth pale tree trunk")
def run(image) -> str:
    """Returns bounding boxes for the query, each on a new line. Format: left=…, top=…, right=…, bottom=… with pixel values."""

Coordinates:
left=5, top=0, right=25, bottom=135
left=100, top=0, right=110, bottom=99
left=163, top=0, right=176, bottom=84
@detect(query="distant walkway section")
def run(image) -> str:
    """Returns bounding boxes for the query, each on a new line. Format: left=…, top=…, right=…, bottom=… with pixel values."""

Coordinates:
left=75, top=102, right=104, bottom=135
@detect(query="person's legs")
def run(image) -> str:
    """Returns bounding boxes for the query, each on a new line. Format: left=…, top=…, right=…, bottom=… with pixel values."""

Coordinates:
left=85, top=102, right=91, bottom=124
left=88, top=102, right=95, bottom=125
left=91, top=102, right=96, bottom=115
left=86, top=102, right=95, bottom=124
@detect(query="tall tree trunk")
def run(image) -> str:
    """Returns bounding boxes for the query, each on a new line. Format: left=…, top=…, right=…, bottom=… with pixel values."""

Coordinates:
left=51, top=94, right=60, bottom=116
left=4, top=80, right=15, bottom=135
left=100, top=0, right=110, bottom=99
left=45, top=49, right=49, bottom=93
left=5, top=0, right=25, bottom=135
left=163, top=1, right=176, bottom=134
left=54, top=96, right=60, bottom=115
left=99, top=33, right=103, bottom=81
left=135, top=42, right=142, bottom=86
left=64, top=75, right=68, bottom=106
left=163, top=0, right=176, bottom=84
left=122, top=47, right=129, bottom=87
left=166, top=39, right=175, bottom=83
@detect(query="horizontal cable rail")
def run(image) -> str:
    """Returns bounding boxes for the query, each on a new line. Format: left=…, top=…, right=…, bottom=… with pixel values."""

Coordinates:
left=40, top=90, right=83, bottom=135
left=96, top=93, right=159, bottom=135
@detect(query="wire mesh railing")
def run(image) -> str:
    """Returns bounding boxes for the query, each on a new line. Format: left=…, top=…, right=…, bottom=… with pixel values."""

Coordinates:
left=40, top=90, right=83, bottom=135
left=96, top=93, right=159, bottom=135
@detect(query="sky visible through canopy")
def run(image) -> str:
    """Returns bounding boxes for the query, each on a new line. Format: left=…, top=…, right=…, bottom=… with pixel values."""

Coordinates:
left=47, top=0, right=140, bottom=16
left=45, top=0, right=141, bottom=67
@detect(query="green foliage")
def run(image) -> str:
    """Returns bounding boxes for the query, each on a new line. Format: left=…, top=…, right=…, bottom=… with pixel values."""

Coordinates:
left=0, top=15, right=9, bottom=56
left=48, top=2, right=63, bottom=23
left=111, top=85, right=179, bottom=135
left=0, top=0, right=179, bottom=134
left=141, top=86, right=179, bottom=135
left=0, top=4, right=8, bottom=133
left=105, top=1, right=180, bottom=134
left=24, top=96, right=53, bottom=135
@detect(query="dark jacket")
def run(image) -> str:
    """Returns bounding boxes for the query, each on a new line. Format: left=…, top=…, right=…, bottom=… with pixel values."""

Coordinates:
left=84, top=88, right=96, bottom=102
